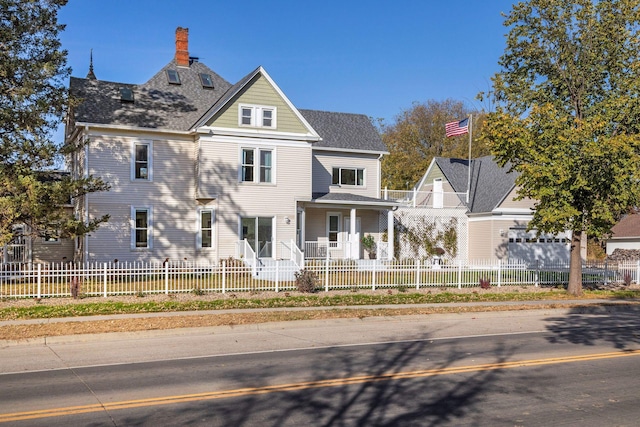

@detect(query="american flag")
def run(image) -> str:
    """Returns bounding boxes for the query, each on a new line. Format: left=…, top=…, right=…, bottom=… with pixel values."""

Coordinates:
left=445, top=118, right=469, bottom=137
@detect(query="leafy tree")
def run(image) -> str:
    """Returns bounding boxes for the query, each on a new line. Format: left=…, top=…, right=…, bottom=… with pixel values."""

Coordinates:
left=481, top=0, right=640, bottom=295
left=380, top=99, right=489, bottom=190
left=0, top=0, right=108, bottom=247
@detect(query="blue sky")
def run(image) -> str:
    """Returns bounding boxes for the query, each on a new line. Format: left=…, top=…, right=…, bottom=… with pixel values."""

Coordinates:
left=57, top=0, right=515, bottom=140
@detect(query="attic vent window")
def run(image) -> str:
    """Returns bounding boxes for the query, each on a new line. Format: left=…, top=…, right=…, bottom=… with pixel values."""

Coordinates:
left=120, top=87, right=134, bottom=102
left=199, top=73, right=214, bottom=88
left=166, top=69, right=181, bottom=85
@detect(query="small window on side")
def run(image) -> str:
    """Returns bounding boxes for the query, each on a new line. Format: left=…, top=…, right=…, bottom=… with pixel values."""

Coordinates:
left=262, top=109, right=273, bottom=127
left=199, top=73, right=214, bottom=88
left=135, top=143, right=149, bottom=180
left=166, top=69, right=181, bottom=85
left=120, top=87, right=134, bottom=102
left=134, top=209, right=150, bottom=248
left=241, top=108, right=252, bottom=126
left=200, top=210, right=213, bottom=248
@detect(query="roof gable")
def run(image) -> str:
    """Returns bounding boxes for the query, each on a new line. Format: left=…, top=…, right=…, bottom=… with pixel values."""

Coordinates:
left=193, top=67, right=319, bottom=139
left=417, top=156, right=518, bottom=213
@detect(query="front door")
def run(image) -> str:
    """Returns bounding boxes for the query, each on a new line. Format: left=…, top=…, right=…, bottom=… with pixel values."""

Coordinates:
left=433, top=178, right=444, bottom=208
left=241, top=217, right=273, bottom=258
left=344, top=217, right=362, bottom=259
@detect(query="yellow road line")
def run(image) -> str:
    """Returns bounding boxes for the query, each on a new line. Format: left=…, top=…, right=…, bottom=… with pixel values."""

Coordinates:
left=2, top=349, right=639, bottom=423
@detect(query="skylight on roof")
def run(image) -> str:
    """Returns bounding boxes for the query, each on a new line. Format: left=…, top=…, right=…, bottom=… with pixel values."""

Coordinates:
left=119, top=87, right=134, bottom=102
left=199, top=73, right=214, bottom=88
left=166, top=69, right=181, bottom=85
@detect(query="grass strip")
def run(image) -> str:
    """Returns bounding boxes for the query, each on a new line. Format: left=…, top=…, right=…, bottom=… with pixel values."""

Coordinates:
left=1, top=289, right=639, bottom=321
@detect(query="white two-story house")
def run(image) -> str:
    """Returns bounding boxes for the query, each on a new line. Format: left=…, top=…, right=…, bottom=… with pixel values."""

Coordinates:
left=65, top=27, right=396, bottom=265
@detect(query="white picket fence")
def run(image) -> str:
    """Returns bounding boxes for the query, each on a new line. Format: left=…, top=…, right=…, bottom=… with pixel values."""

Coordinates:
left=0, top=259, right=637, bottom=299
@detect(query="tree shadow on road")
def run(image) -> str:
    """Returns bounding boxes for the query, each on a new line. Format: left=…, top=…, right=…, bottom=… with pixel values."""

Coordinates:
left=545, top=304, right=640, bottom=350
left=111, top=330, right=536, bottom=426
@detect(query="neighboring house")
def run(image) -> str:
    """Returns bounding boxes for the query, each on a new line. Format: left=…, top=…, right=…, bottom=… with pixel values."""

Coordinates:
left=606, top=214, right=640, bottom=255
left=388, top=156, right=570, bottom=263
left=1, top=225, right=74, bottom=265
left=64, top=27, right=396, bottom=265
left=1, top=172, right=75, bottom=265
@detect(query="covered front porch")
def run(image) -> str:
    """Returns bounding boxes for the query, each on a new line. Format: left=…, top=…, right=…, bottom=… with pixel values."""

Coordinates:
left=298, top=193, right=398, bottom=261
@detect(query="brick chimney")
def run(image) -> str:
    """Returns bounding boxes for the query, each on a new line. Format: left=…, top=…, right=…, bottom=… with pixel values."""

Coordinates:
left=175, top=27, right=189, bottom=67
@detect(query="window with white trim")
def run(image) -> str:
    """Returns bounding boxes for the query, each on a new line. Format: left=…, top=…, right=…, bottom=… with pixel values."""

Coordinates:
left=132, top=140, right=152, bottom=181
left=238, top=105, right=276, bottom=128
left=327, top=213, right=341, bottom=243
left=132, top=207, right=152, bottom=249
left=198, top=208, right=214, bottom=249
left=332, top=167, right=364, bottom=186
left=241, top=147, right=274, bottom=183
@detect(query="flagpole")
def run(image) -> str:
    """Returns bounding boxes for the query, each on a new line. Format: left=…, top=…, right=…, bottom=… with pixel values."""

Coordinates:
left=466, top=114, right=472, bottom=204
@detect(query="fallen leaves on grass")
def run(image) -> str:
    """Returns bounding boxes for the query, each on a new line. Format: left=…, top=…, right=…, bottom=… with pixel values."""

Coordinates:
left=0, top=303, right=605, bottom=342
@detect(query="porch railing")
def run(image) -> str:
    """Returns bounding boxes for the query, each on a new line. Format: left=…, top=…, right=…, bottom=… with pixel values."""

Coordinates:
left=304, top=241, right=352, bottom=260
left=235, top=239, right=258, bottom=275
left=382, top=188, right=467, bottom=208
left=279, top=240, right=305, bottom=269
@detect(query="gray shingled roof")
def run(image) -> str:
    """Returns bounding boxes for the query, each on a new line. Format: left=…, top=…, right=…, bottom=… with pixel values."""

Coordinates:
left=69, top=60, right=232, bottom=131
left=312, top=192, right=398, bottom=207
left=435, top=156, right=518, bottom=213
left=69, top=60, right=386, bottom=153
left=299, top=109, right=387, bottom=152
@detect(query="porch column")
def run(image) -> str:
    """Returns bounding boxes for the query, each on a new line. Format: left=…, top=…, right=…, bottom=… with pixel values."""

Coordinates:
left=350, top=208, right=357, bottom=259
left=387, top=210, right=395, bottom=260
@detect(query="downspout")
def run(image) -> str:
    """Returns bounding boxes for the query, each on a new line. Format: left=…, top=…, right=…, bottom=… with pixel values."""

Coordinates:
left=466, top=114, right=472, bottom=205
left=84, top=126, right=90, bottom=263
left=377, top=153, right=383, bottom=198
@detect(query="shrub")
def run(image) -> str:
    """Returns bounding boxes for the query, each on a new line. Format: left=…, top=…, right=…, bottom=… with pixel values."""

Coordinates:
left=479, top=278, right=491, bottom=289
left=222, top=256, right=245, bottom=268
left=294, top=269, right=319, bottom=293
left=623, top=272, right=633, bottom=286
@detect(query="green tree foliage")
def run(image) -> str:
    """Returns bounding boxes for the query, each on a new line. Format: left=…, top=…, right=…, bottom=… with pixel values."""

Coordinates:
left=380, top=99, right=490, bottom=190
left=481, top=0, right=640, bottom=295
left=0, top=0, right=108, bottom=246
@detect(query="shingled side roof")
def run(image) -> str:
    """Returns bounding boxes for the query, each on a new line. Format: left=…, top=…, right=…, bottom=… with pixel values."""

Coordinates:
left=69, top=60, right=232, bottom=131
left=434, top=156, right=518, bottom=213
left=610, top=214, right=640, bottom=238
left=299, top=109, right=387, bottom=153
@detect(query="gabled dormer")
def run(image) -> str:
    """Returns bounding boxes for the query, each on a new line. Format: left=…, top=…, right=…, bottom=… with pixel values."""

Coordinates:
left=192, top=66, right=321, bottom=143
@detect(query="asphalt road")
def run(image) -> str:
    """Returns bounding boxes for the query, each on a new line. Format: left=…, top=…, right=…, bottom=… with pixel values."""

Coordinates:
left=2, top=305, right=640, bottom=426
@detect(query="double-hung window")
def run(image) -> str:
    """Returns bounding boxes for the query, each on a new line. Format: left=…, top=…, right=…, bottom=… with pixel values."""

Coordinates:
left=132, top=140, right=153, bottom=181
left=239, top=105, right=276, bottom=129
left=241, top=148, right=274, bottom=183
left=332, top=167, right=364, bottom=186
left=260, top=150, right=272, bottom=183
left=241, top=148, right=255, bottom=182
left=131, top=207, right=152, bottom=249
left=198, top=208, right=214, bottom=249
